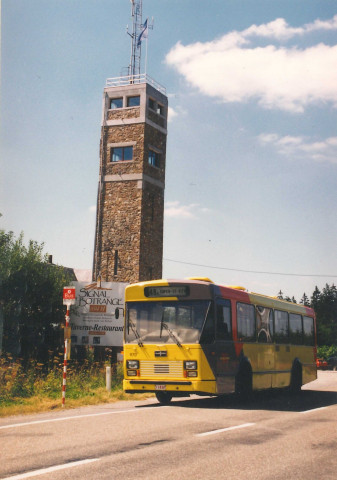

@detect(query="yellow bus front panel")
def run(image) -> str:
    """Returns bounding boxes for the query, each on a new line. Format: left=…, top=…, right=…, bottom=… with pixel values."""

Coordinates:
left=123, top=343, right=217, bottom=395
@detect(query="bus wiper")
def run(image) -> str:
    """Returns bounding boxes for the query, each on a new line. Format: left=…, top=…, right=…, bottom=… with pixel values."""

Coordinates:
left=128, top=319, right=143, bottom=347
left=160, top=321, right=182, bottom=348
left=160, top=312, right=165, bottom=339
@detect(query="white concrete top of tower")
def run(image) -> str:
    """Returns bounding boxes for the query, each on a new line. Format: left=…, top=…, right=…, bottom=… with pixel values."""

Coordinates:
left=105, top=73, right=166, bottom=96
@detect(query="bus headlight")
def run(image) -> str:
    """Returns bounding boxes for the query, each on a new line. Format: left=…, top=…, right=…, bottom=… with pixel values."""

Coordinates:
left=127, top=370, right=138, bottom=376
left=184, top=361, right=197, bottom=370
left=126, top=360, right=139, bottom=369
left=186, top=371, right=198, bottom=377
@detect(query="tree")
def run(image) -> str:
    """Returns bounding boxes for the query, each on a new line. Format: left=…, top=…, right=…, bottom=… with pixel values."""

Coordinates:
left=310, top=284, right=337, bottom=346
left=277, top=290, right=297, bottom=303
left=299, top=293, right=310, bottom=307
left=0, top=228, right=74, bottom=364
left=311, top=286, right=321, bottom=308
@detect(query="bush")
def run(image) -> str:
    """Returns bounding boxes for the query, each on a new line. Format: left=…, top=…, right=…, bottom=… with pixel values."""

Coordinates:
left=317, top=345, right=337, bottom=360
left=0, top=354, right=123, bottom=405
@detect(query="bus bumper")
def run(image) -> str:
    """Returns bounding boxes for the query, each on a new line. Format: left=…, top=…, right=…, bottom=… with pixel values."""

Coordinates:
left=123, top=379, right=217, bottom=395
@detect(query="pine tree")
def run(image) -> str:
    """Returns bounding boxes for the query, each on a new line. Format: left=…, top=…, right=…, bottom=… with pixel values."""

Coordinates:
left=311, top=284, right=337, bottom=346
left=300, top=293, right=310, bottom=307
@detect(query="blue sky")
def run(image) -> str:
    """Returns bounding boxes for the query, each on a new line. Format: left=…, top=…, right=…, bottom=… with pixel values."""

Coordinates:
left=1, top=0, right=337, bottom=301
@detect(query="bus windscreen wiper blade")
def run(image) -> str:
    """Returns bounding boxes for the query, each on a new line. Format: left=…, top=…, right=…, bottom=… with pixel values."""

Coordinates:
left=160, top=312, right=165, bottom=339
left=128, top=319, right=143, bottom=347
left=160, top=322, right=182, bottom=347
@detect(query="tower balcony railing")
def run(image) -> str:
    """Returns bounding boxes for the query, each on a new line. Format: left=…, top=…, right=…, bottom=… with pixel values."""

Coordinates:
left=105, top=73, right=166, bottom=95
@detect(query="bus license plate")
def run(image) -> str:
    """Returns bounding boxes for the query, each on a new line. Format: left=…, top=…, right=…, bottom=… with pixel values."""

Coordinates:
left=155, top=384, right=166, bottom=390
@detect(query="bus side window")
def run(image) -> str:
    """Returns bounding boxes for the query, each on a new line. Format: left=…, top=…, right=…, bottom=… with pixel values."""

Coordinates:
left=274, top=310, right=289, bottom=344
left=303, top=316, right=315, bottom=346
left=237, top=303, right=256, bottom=342
left=216, top=299, right=232, bottom=340
left=256, top=306, right=272, bottom=343
left=289, top=313, right=303, bottom=345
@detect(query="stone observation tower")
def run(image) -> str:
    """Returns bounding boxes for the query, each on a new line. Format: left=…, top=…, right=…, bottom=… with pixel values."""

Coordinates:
left=93, top=0, right=168, bottom=283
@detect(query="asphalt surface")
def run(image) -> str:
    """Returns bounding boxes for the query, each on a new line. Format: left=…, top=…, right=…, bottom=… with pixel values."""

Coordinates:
left=1, top=371, right=337, bottom=480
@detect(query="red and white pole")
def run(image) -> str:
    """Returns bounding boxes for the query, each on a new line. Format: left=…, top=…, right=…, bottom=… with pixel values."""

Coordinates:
left=62, top=305, right=70, bottom=407
left=62, top=286, right=76, bottom=408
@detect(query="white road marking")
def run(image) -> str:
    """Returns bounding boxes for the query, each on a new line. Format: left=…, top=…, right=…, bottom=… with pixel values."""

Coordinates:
left=0, top=406, right=162, bottom=430
left=300, top=406, right=328, bottom=414
left=2, top=459, right=99, bottom=480
left=196, top=422, right=255, bottom=437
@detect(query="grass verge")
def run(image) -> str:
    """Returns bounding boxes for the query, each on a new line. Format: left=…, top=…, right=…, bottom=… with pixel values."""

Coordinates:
left=0, top=356, right=153, bottom=417
left=0, top=390, right=153, bottom=417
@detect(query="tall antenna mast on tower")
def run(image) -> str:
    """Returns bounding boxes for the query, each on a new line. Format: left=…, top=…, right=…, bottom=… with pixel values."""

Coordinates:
left=127, top=0, right=153, bottom=79
left=128, top=0, right=142, bottom=78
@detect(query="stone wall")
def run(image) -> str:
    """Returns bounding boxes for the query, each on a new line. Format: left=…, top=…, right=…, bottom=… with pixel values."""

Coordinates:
left=99, top=180, right=142, bottom=283
left=139, top=182, right=164, bottom=281
left=147, top=109, right=166, bottom=128
left=107, top=107, right=140, bottom=121
left=104, top=124, right=145, bottom=176
left=143, top=123, right=167, bottom=182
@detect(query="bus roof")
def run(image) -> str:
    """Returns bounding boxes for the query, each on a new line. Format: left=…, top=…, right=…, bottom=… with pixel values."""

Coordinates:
left=125, top=278, right=315, bottom=316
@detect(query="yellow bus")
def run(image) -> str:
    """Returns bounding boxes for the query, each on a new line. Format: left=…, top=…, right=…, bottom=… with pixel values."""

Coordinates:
left=123, top=278, right=317, bottom=404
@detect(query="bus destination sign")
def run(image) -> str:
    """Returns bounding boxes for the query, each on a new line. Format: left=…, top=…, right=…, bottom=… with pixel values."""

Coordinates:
left=144, top=286, right=189, bottom=298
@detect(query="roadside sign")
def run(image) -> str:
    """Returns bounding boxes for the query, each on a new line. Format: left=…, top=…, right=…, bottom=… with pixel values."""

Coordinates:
left=63, top=287, right=76, bottom=305
left=69, top=281, right=127, bottom=347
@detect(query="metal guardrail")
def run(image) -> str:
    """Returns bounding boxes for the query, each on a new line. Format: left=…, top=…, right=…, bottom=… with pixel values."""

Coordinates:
left=105, top=74, right=166, bottom=95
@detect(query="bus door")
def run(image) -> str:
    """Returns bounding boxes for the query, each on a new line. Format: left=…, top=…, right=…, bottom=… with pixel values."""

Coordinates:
left=272, top=310, right=290, bottom=388
left=256, top=306, right=274, bottom=389
left=215, top=298, right=237, bottom=394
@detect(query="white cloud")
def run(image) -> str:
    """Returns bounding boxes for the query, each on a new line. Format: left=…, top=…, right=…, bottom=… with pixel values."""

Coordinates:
left=241, top=15, right=337, bottom=41
left=165, top=16, right=337, bottom=113
left=88, top=205, right=96, bottom=213
left=167, top=104, right=188, bottom=122
left=164, top=201, right=205, bottom=219
left=258, top=133, right=279, bottom=144
left=258, top=133, right=337, bottom=164
left=167, top=106, right=178, bottom=122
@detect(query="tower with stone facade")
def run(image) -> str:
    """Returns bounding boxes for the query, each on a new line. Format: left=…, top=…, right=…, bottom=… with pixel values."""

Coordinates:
left=92, top=76, right=168, bottom=283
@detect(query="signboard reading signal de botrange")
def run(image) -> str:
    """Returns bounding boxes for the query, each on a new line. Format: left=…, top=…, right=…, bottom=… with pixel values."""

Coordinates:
left=70, top=281, right=128, bottom=347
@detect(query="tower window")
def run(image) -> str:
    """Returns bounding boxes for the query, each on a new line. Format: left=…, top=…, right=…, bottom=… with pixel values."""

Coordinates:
left=148, top=149, right=160, bottom=167
left=111, top=146, right=133, bottom=162
left=148, top=98, right=165, bottom=116
left=149, top=98, right=156, bottom=110
left=127, top=96, right=140, bottom=107
left=110, top=98, right=123, bottom=109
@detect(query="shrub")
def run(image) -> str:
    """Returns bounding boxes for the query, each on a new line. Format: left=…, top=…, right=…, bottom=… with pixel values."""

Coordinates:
left=317, top=345, right=337, bottom=360
left=0, top=354, right=123, bottom=405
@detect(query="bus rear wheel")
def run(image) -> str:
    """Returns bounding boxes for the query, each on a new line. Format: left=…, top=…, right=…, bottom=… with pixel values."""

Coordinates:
left=155, top=391, right=173, bottom=405
left=290, top=362, right=302, bottom=394
left=235, top=364, right=253, bottom=400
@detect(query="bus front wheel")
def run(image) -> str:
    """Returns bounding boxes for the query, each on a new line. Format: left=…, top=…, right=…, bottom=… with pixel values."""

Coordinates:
left=155, top=391, right=173, bottom=405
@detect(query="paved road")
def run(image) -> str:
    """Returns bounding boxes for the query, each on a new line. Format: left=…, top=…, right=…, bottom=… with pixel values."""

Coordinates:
left=1, top=371, right=337, bottom=480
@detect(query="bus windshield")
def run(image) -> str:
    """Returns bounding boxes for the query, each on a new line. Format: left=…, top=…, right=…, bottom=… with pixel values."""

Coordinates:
left=125, top=300, right=211, bottom=345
